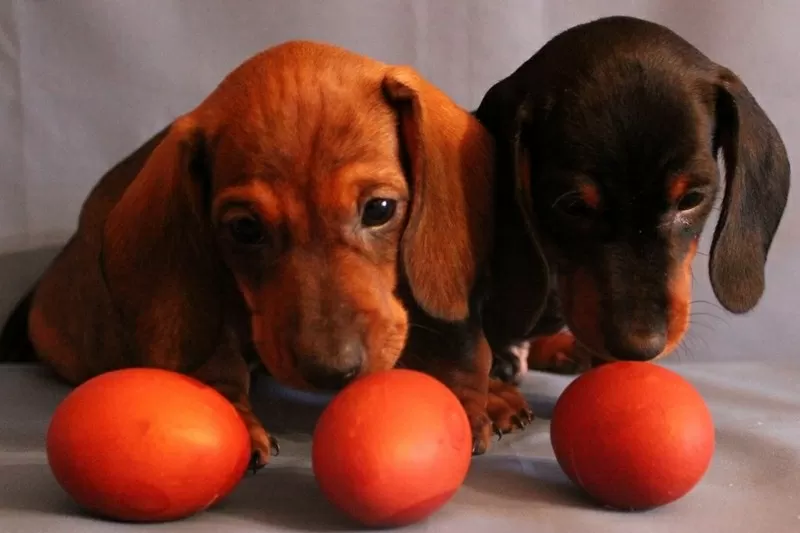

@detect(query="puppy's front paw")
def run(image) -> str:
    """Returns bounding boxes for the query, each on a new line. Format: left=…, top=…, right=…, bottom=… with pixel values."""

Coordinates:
left=527, top=331, right=591, bottom=374
left=455, top=380, right=534, bottom=455
left=450, top=386, right=495, bottom=455
left=247, top=427, right=281, bottom=472
left=487, top=378, right=534, bottom=435
left=219, top=393, right=280, bottom=471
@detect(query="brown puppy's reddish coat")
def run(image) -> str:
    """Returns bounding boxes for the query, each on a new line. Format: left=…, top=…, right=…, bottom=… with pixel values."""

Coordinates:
left=2, top=41, right=532, bottom=466
left=476, top=16, right=790, bottom=380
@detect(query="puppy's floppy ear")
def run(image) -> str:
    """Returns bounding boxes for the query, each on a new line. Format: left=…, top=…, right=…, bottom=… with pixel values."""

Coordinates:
left=510, top=101, right=548, bottom=274
left=383, top=67, right=494, bottom=322
left=709, top=67, right=791, bottom=314
left=101, top=115, right=225, bottom=361
left=479, top=94, right=552, bottom=341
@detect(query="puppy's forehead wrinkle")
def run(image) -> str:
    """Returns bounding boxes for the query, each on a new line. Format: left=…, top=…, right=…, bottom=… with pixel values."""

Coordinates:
left=206, top=44, right=393, bottom=180
left=549, top=64, right=703, bottom=192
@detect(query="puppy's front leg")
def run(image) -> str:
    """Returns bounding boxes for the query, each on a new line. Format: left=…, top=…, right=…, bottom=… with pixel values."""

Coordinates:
left=489, top=288, right=592, bottom=381
left=403, top=328, right=532, bottom=455
left=526, top=330, right=594, bottom=374
left=191, top=328, right=278, bottom=471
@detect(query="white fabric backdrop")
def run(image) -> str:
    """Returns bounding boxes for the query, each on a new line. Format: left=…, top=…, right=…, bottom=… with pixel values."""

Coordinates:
left=1, top=0, right=798, bottom=362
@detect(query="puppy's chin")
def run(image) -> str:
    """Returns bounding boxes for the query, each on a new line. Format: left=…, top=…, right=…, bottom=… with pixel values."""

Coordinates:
left=569, top=335, right=613, bottom=365
left=254, top=344, right=310, bottom=390
left=248, top=318, right=308, bottom=390
left=559, top=313, right=606, bottom=361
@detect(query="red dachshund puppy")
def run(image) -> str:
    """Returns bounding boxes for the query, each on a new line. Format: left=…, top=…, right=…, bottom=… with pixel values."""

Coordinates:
left=0, top=41, right=532, bottom=467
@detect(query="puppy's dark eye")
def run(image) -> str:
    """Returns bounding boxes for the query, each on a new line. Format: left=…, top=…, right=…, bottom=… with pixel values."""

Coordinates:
left=227, top=214, right=265, bottom=245
left=361, top=198, right=397, bottom=227
left=558, top=197, right=595, bottom=218
left=676, top=191, right=705, bottom=212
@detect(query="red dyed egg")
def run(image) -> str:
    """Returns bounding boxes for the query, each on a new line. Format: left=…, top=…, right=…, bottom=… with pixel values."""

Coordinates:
left=550, top=362, right=715, bottom=510
left=46, top=368, right=251, bottom=522
left=311, top=369, right=472, bottom=528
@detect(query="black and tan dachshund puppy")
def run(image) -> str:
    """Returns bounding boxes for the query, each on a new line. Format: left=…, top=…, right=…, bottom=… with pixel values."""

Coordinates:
left=477, top=16, right=790, bottom=382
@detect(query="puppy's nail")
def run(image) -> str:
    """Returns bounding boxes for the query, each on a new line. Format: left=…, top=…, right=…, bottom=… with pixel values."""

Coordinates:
left=493, top=425, right=503, bottom=440
left=249, top=450, right=267, bottom=474
left=471, top=438, right=488, bottom=455
left=269, top=436, right=281, bottom=457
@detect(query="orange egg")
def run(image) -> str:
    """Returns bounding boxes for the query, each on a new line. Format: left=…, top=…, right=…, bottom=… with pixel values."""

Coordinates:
left=46, top=368, right=251, bottom=522
left=311, top=369, right=472, bottom=528
left=550, top=361, right=715, bottom=510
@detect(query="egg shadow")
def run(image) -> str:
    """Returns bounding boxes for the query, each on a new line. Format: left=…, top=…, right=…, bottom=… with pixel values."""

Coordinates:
left=249, top=374, right=330, bottom=435
left=221, top=376, right=361, bottom=530
left=522, top=391, right=559, bottom=420
left=0, top=463, right=85, bottom=516
left=212, top=465, right=359, bottom=531
left=463, top=454, right=596, bottom=510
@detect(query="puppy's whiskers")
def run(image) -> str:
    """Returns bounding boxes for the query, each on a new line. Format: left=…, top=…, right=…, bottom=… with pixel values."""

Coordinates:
left=691, top=299, right=725, bottom=311
left=676, top=338, right=696, bottom=362
left=674, top=339, right=690, bottom=362
left=690, top=299, right=729, bottom=328
left=687, top=320, right=715, bottom=331
left=676, top=311, right=713, bottom=363
left=690, top=311, right=728, bottom=327
left=574, top=337, right=612, bottom=361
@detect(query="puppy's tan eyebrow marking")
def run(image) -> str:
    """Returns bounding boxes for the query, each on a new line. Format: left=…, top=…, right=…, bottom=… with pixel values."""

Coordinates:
left=577, top=180, right=601, bottom=208
left=667, top=173, right=691, bottom=203
left=213, top=182, right=288, bottom=225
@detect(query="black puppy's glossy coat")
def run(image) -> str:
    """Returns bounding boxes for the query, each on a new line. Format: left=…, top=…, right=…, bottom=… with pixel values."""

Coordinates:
left=477, top=16, right=790, bottom=379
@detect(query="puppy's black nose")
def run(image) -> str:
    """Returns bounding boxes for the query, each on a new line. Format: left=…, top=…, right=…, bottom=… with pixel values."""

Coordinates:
left=303, top=365, right=360, bottom=390
left=300, top=338, right=365, bottom=390
left=610, top=330, right=666, bottom=361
